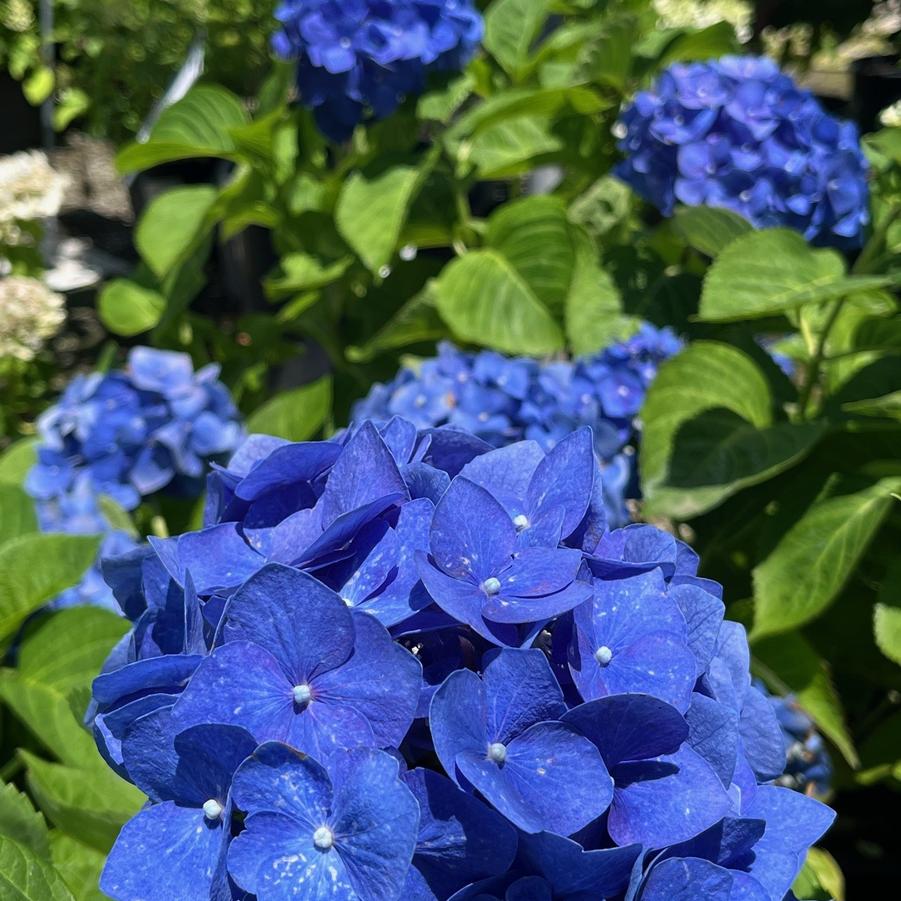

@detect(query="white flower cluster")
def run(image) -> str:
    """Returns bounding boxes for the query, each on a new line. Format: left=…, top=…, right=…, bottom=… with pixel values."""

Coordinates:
left=653, top=0, right=753, bottom=42
left=0, top=151, right=69, bottom=244
left=0, top=276, right=65, bottom=362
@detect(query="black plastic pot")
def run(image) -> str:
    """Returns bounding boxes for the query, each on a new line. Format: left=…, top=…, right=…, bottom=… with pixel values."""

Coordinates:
left=0, top=73, right=41, bottom=154
left=852, top=55, right=901, bottom=135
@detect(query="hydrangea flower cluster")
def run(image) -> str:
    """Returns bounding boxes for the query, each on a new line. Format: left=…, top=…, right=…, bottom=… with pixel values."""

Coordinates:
left=354, top=327, right=682, bottom=527
left=615, top=56, right=870, bottom=248
left=25, top=347, right=243, bottom=611
left=0, top=276, right=65, bottom=363
left=91, top=417, right=834, bottom=900
left=0, top=149, right=68, bottom=245
left=272, top=0, right=484, bottom=141
left=27, top=346, right=243, bottom=514
left=764, top=687, right=832, bottom=797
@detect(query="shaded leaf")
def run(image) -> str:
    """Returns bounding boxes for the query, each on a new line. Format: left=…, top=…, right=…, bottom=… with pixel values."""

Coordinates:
left=0, top=440, right=37, bottom=487
left=672, top=206, right=752, bottom=258
left=752, top=479, right=899, bottom=639
left=0, top=783, right=49, bottom=859
left=0, top=485, right=38, bottom=546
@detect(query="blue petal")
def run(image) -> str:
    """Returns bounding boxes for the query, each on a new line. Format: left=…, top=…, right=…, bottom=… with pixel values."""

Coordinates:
left=319, top=421, right=408, bottom=526
left=739, top=686, right=786, bottom=782
left=457, top=721, right=612, bottom=835
left=234, top=442, right=341, bottom=502
left=172, top=641, right=294, bottom=743
left=609, top=746, right=732, bottom=848
left=430, top=668, right=487, bottom=787
left=685, top=693, right=738, bottom=788
left=741, top=785, right=835, bottom=900
left=101, top=801, right=228, bottom=901
left=670, top=584, right=724, bottom=676
left=312, top=611, right=420, bottom=748
left=562, top=694, right=689, bottom=767
left=483, top=649, right=565, bottom=745
left=517, top=831, right=640, bottom=898
left=328, top=749, right=421, bottom=900
left=637, top=858, right=768, bottom=901
left=231, top=742, right=330, bottom=823
left=404, top=768, right=517, bottom=900
left=459, top=441, right=544, bottom=508
left=430, top=477, right=516, bottom=581
left=220, top=563, right=354, bottom=681
left=526, top=428, right=595, bottom=539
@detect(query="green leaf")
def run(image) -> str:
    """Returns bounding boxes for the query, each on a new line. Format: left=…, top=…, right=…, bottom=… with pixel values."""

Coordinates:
left=874, top=562, right=901, bottom=666
left=0, top=783, right=49, bottom=859
left=0, top=671, right=97, bottom=768
left=754, top=633, right=858, bottom=768
left=658, top=22, right=740, bottom=66
left=52, top=87, right=89, bottom=132
left=116, top=85, right=248, bottom=174
left=0, top=484, right=38, bottom=546
left=842, top=391, right=901, bottom=420
left=672, top=206, right=752, bottom=258
left=435, top=250, right=564, bottom=355
left=49, top=833, right=106, bottom=901
left=565, top=244, right=635, bottom=356
left=752, top=479, right=899, bottom=639
left=0, top=836, right=74, bottom=901
left=135, top=185, right=218, bottom=279
left=22, top=753, right=143, bottom=854
left=641, top=342, right=823, bottom=518
left=97, top=279, right=166, bottom=337
left=18, top=608, right=129, bottom=694
left=96, top=496, right=139, bottom=538
left=245, top=377, right=332, bottom=442
left=23, top=66, right=54, bottom=105
left=417, top=73, right=475, bottom=123
left=0, top=534, right=100, bottom=641
left=483, top=0, right=550, bottom=76
left=467, top=117, right=562, bottom=178
left=336, top=164, right=424, bottom=273
left=793, top=848, right=845, bottom=901
left=0, top=439, right=37, bottom=487
left=487, top=197, right=576, bottom=319
left=264, top=254, right=353, bottom=300
left=699, top=229, right=897, bottom=321
left=347, top=283, right=447, bottom=362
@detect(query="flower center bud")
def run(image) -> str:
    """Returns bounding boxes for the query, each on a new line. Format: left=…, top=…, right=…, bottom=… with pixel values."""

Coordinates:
left=202, top=799, right=223, bottom=821
left=292, top=683, right=313, bottom=705
left=512, top=514, right=529, bottom=532
left=481, top=577, right=501, bottom=596
left=594, top=645, right=614, bottom=666
left=487, top=742, right=507, bottom=764
left=313, top=825, right=334, bottom=851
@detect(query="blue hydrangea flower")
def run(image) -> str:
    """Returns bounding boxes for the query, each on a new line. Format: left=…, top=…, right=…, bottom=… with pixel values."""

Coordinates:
left=615, top=56, right=870, bottom=248
left=430, top=648, right=613, bottom=834
left=354, top=329, right=681, bottom=528
left=761, top=685, right=832, bottom=797
left=272, top=0, right=483, bottom=141
left=100, top=711, right=256, bottom=901
left=27, top=347, right=243, bottom=514
left=171, top=564, right=421, bottom=757
left=228, top=743, right=419, bottom=900
left=92, top=418, right=835, bottom=900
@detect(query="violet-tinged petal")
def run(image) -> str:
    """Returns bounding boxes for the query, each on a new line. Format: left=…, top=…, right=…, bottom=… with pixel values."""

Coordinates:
left=562, top=694, right=689, bottom=767
left=430, top=668, right=487, bottom=786
left=609, top=746, right=732, bottom=848
left=456, top=720, right=613, bottom=835
left=220, top=563, right=354, bottom=680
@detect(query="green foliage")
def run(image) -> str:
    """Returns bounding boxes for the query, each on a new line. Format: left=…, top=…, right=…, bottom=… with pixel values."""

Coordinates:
left=0, top=0, right=276, bottom=141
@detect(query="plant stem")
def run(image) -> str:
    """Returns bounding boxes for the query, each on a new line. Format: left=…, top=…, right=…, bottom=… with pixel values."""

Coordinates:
left=796, top=296, right=845, bottom=418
